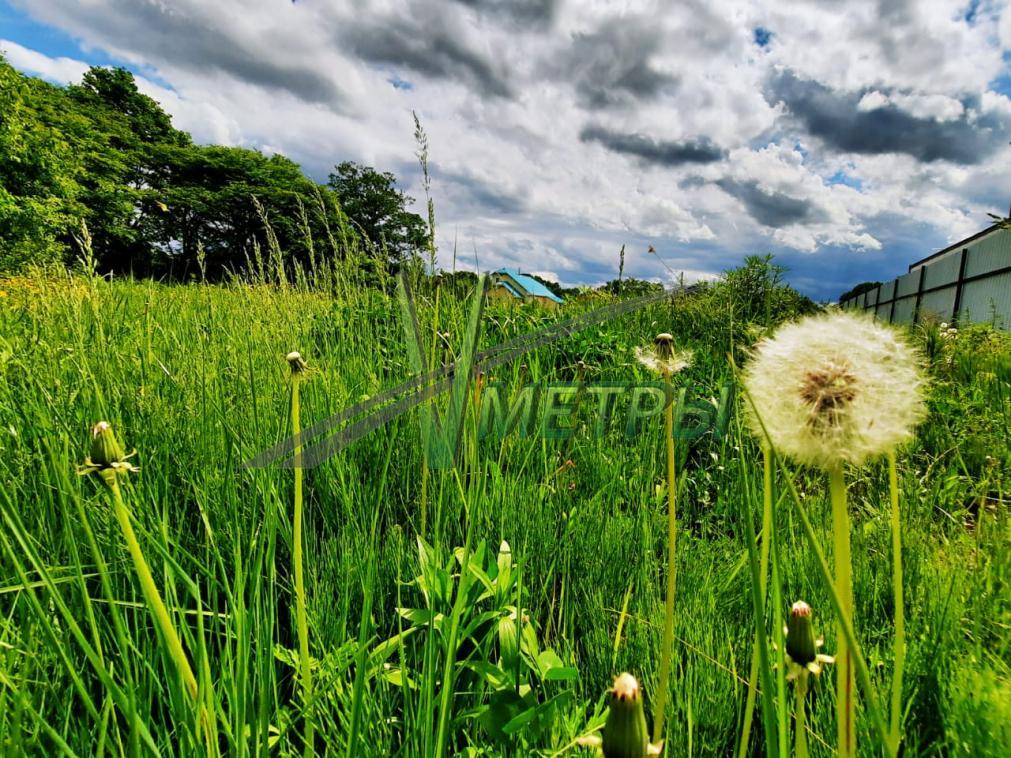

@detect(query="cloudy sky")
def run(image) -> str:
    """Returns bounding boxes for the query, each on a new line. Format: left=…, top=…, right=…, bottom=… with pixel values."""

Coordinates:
left=2, top=0, right=1010, bottom=298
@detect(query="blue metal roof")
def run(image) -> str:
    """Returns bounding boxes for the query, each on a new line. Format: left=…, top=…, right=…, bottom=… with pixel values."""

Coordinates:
left=496, top=280, right=524, bottom=298
left=494, top=268, right=564, bottom=303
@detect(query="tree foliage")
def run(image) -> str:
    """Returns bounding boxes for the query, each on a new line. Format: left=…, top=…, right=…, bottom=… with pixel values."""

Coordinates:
left=327, top=161, right=427, bottom=262
left=838, top=281, right=882, bottom=303
left=598, top=277, right=664, bottom=297
left=0, top=60, right=427, bottom=278
left=0, top=58, right=83, bottom=270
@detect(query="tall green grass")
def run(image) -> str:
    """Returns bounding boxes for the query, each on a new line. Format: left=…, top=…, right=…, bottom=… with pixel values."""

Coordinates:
left=0, top=266, right=1007, bottom=756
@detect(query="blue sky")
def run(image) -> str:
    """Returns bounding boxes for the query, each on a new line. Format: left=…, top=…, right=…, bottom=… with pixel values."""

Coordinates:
left=2, top=0, right=1010, bottom=300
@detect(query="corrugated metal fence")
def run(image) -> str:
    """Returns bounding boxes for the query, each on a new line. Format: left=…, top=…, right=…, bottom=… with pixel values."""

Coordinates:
left=839, top=226, right=1011, bottom=329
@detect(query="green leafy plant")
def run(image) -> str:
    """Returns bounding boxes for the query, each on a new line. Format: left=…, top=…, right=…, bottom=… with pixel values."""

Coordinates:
left=384, top=538, right=579, bottom=753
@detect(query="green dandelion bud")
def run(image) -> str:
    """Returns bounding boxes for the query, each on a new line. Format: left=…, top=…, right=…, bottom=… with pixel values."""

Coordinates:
left=786, top=601, right=817, bottom=665
left=602, top=673, right=650, bottom=758
left=783, top=600, right=834, bottom=681
left=79, top=421, right=138, bottom=479
left=90, top=421, right=126, bottom=467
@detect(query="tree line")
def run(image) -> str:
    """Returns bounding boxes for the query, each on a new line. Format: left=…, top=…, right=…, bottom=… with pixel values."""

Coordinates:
left=0, top=58, right=427, bottom=279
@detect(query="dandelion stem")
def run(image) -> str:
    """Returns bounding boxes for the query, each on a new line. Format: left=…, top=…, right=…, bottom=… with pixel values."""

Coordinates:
left=652, top=371, right=678, bottom=745
left=795, top=670, right=809, bottom=758
left=105, top=474, right=198, bottom=702
left=887, top=451, right=905, bottom=754
left=828, top=464, right=856, bottom=758
left=292, top=374, right=314, bottom=756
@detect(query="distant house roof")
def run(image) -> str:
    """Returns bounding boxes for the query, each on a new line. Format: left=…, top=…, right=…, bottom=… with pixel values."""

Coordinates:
left=493, top=268, right=564, bottom=303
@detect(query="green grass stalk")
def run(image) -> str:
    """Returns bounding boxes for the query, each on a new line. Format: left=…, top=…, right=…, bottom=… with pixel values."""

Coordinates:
left=104, top=473, right=199, bottom=701
left=291, top=371, right=314, bottom=756
left=768, top=453, right=788, bottom=758
left=828, top=464, right=856, bottom=758
left=434, top=470, right=479, bottom=757
left=737, top=445, right=775, bottom=758
left=887, top=451, right=905, bottom=754
left=651, top=369, right=678, bottom=746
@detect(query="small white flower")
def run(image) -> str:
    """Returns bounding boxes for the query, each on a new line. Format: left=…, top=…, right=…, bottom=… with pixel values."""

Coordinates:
left=743, top=312, right=926, bottom=468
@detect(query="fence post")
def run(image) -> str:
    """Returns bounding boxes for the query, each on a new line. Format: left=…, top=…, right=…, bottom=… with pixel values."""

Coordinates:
left=951, top=247, right=969, bottom=325
left=889, top=282, right=897, bottom=323
left=912, top=266, right=927, bottom=325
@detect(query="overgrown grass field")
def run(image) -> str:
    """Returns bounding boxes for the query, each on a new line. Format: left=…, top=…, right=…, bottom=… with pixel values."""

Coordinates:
left=0, top=265, right=1008, bottom=756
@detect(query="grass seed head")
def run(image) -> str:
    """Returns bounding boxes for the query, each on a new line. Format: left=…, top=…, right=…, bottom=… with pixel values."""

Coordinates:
left=743, top=312, right=926, bottom=468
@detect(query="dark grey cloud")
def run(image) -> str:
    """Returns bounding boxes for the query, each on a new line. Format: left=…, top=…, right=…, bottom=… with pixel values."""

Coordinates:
left=344, top=13, right=512, bottom=97
left=558, top=22, right=678, bottom=108
left=453, top=0, right=560, bottom=26
left=15, top=0, right=344, bottom=105
left=580, top=125, right=725, bottom=166
left=768, top=71, right=1009, bottom=164
left=716, top=179, right=826, bottom=227
left=436, top=167, right=526, bottom=215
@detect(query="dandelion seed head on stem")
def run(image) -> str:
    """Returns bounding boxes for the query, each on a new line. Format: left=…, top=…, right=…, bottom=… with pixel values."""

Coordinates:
left=635, top=333, right=691, bottom=376
left=286, top=351, right=309, bottom=375
left=744, top=312, right=926, bottom=468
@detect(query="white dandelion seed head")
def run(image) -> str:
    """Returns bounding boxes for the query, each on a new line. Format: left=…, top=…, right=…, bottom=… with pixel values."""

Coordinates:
left=634, top=342, right=692, bottom=376
left=743, top=312, right=927, bottom=469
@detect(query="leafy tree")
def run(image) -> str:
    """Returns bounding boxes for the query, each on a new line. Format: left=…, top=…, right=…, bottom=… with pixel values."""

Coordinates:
left=0, top=58, right=83, bottom=270
left=139, top=145, right=328, bottom=277
left=722, top=254, right=817, bottom=325
left=838, top=281, right=882, bottom=303
left=0, top=63, right=416, bottom=280
left=327, top=161, right=427, bottom=263
left=60, top=67, right=191, bottom=273
left=69, top=67, right=187, bottom=146
left=598, top=277, right=664, bottom=297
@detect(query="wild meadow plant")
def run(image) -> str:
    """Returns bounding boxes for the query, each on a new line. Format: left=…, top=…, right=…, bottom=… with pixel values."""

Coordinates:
left=782, top=600, right=834, bottom=758
left=633, top=333, right=691, bottom=747
left=78, top=422, right=219, bottom=751
left=579, top=673, right=662, bottom=757
left=1, top=261, right=1006, bottom=755
left=286, top=350, right=315, bottom=756
left=743, top=311, right=926, bottom=757
left=79, top=423, right=195, bottom=696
